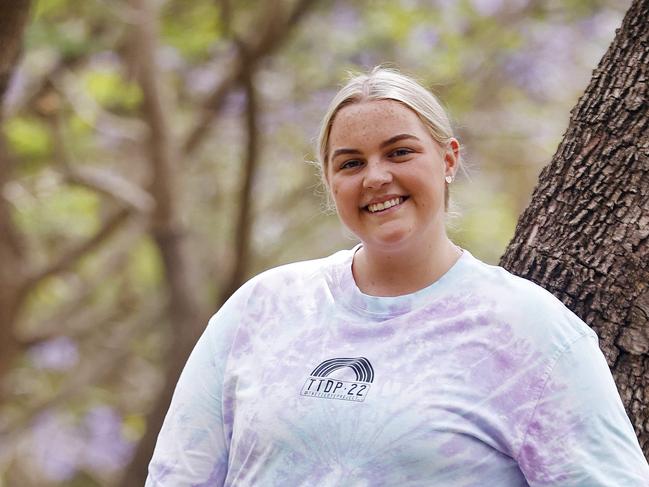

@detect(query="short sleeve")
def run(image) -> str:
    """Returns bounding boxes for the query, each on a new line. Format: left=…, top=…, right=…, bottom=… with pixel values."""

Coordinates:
left=517, top=333, right=649, bottom=486
left=145, top=299, right=242, bottom=486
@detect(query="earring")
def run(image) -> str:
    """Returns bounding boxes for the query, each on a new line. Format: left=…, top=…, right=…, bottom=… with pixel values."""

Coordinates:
left=445, top=175, right=453, bottom=184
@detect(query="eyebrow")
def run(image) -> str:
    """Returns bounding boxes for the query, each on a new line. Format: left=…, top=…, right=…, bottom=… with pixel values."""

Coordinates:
left=331, top=133, right=421, bottom=160
left=380, top=133, right=421, bottom=148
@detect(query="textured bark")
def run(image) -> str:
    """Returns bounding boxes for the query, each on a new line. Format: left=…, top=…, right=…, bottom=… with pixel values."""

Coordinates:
left=500, top=0, right=649, bottom=455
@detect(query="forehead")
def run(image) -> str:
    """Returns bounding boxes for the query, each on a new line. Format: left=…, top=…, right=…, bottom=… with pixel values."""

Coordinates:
left=329, top=100, right=428, bottom=146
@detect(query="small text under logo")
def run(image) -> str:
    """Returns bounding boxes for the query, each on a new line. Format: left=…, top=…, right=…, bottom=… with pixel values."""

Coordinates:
left=300, top=357, right=374, bottom=402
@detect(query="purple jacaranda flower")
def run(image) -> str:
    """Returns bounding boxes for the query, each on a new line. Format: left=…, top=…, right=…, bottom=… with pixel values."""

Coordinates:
left=30, top=407, right=135, bottom=482
left=157, top=45, right=185, bottom=72
left=504, top=24, right=579, bottom=99
left=88, top=50, right=122, bottom=69
left=350, top=51, right=380, bottom=69
left=82, top=406, right=135, bottom=472
left=409, top=25, right=439, bottom=47
left=28, top=336, right=79, bottom=371
left=330, top=1, right=361, bottom=31
left=31, top=412, right=83, bottom=482
left=222, top=90, right=246, bottom=116
left=434, top=0, right=456, bottom=9
left=185, top=65, right=219, bottom=96
left=470, top=0, right=504, bottom=16
left=3, top=66, right=28, bottom=113
left=577, top=10, right=622, bottom=41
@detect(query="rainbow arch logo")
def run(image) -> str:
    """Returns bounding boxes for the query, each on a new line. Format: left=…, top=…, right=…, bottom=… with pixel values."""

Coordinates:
left=300, top=357, right=374, bottom=402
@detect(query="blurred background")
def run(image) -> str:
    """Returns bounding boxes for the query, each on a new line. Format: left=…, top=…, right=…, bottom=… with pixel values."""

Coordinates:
left=0, top=0, right=632, bottom=485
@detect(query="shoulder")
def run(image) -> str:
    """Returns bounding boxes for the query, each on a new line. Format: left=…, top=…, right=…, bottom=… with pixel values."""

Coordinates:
left=243, top=247, right=351, bottom=294
left=461, top=251, right=597, bottom=347
left=203, top=248, right=352, bottom=346
left=213, top=247, right=352, bottom=316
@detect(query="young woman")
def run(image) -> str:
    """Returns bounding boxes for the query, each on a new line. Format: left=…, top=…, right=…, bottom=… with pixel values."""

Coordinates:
left=146, top=68, right=649, bottom=486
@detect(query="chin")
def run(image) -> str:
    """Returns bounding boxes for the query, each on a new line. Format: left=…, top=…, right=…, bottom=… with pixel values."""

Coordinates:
left=363, top=231, right=415, bottom=252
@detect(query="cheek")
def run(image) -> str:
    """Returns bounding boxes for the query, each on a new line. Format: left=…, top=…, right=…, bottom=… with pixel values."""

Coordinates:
left=329, top=178, right=346, bottom=198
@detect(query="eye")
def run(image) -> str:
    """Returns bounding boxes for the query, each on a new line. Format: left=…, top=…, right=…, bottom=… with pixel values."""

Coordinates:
left=340, top=159, right=363, bottom=170
left=390, top=148, right=413, bottom=158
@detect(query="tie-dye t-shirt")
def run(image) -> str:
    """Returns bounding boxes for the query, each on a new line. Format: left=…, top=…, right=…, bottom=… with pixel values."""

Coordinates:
left=146, top=248, right=649, bottom=486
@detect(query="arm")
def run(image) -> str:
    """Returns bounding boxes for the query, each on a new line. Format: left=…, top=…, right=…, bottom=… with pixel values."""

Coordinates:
left=145, top=305, right=240, bottom=486
left=517, top=333, right=649, bottom=486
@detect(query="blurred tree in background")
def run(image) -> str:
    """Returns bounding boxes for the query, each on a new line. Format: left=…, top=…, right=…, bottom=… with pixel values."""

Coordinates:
left=0, top=0, right=642, bottom=485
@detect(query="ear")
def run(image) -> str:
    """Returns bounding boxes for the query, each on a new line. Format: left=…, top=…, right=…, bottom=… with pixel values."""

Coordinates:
left=444, top=138, right=460, bottom=177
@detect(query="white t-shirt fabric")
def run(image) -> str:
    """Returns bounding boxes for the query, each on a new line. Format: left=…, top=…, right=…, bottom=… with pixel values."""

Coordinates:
left=146, top=247, right=649, bottom=486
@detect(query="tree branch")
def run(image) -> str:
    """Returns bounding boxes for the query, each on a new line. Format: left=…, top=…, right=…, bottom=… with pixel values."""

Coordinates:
left=64, top=166, right=155, bottom=214
left=0, top=0, right=31, bottom=103
left=128, top=0, right=200, bottom=328
left=49, top=68, right=146, bottom=143
left=21, top=206, right=132, bottom=297
left=182, top=0, right=317, bottom=156
left=219, top=69, right=260, bottom=304
left=46, top=111, right=154, bottom=213
left=0, top=0, right=33, bottom=388
left=18, top=222, right=146, bottom=347
left=0, top=303, right=161, bottom=446
left=216, top=0, right=233, bottom=38
left=119, top=0, right=206, bottom=484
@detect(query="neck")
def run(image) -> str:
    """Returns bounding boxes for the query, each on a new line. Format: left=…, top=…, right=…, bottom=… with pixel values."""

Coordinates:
left=352, top=235, right=462, bottom=297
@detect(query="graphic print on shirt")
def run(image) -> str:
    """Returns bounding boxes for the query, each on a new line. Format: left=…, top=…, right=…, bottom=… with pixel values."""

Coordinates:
left=300, top=357, right=374, bottom=402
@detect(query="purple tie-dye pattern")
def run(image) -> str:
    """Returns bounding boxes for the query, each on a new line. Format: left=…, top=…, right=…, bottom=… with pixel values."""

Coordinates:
left=146, top=248, right=649, bottom=486
left=148, top=462, right=175, bottom=483
left=191, top=459, right=228, bottom=487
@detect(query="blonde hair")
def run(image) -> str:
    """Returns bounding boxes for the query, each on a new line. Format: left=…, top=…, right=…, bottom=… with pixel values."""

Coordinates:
left=317, top=66, right=456, bottom=179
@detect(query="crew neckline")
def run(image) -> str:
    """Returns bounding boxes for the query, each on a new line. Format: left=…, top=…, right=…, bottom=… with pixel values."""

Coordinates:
left=330, top=244, right=472, bottom=318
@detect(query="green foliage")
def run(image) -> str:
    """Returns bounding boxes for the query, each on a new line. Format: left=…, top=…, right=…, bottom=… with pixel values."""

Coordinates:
left=34, top=0, right=83, bottom=19
left=68, top=472, right=102, bottom=487
left=454, top=188, right=518, bottom=264
left=123, top=414, right=147, bottom=441
left=84, top=69, right=142, bottom=111
left=128, top=238, right=164, bottom=293
left=365, top=3, right=424, bottom=42
left=28, top=18, right=92, bottom=58
left=14, top=185, right=100, bottom=241
left=161, top=1, right=220, bottom=60
left=4, top=116, right=52, bottom=161
left=23, top=275, right=74, bottom=320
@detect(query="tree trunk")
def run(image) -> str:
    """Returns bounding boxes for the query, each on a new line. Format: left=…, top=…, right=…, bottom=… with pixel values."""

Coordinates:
left=118, top=1, right=205, bottom=485
left=0, top=0, right=31, bottom=387
left=500, top=0, right=649, bottom=455
left=0, top=0, right=31, bottom=100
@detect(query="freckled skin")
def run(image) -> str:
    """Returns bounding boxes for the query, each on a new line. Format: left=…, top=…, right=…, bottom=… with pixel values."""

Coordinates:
left=327, top=100, right=455, bottom=255
left=325, top=100, right=462, bottom=297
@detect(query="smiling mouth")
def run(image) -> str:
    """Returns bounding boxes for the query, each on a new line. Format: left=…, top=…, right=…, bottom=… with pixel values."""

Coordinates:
left=365, top=196, right=408, bottom=213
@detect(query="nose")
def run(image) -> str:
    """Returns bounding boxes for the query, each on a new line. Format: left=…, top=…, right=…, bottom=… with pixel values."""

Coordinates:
left=363, top=160, right=392, bottom=189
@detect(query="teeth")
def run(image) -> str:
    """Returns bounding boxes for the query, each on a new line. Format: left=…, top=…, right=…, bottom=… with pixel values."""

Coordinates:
left=368, top=197, right=403, bottom=213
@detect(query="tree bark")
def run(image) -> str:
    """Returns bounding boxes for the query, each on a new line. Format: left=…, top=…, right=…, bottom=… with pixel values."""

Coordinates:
left=0, top=0, right=31, bottom=102
left=500, top=0, right=649, bottom=455
left=218, top=69, right=260, bottom=304
left=0, top=0, right=31, bottom=388
left=118, top=1, right=206, bottom=486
